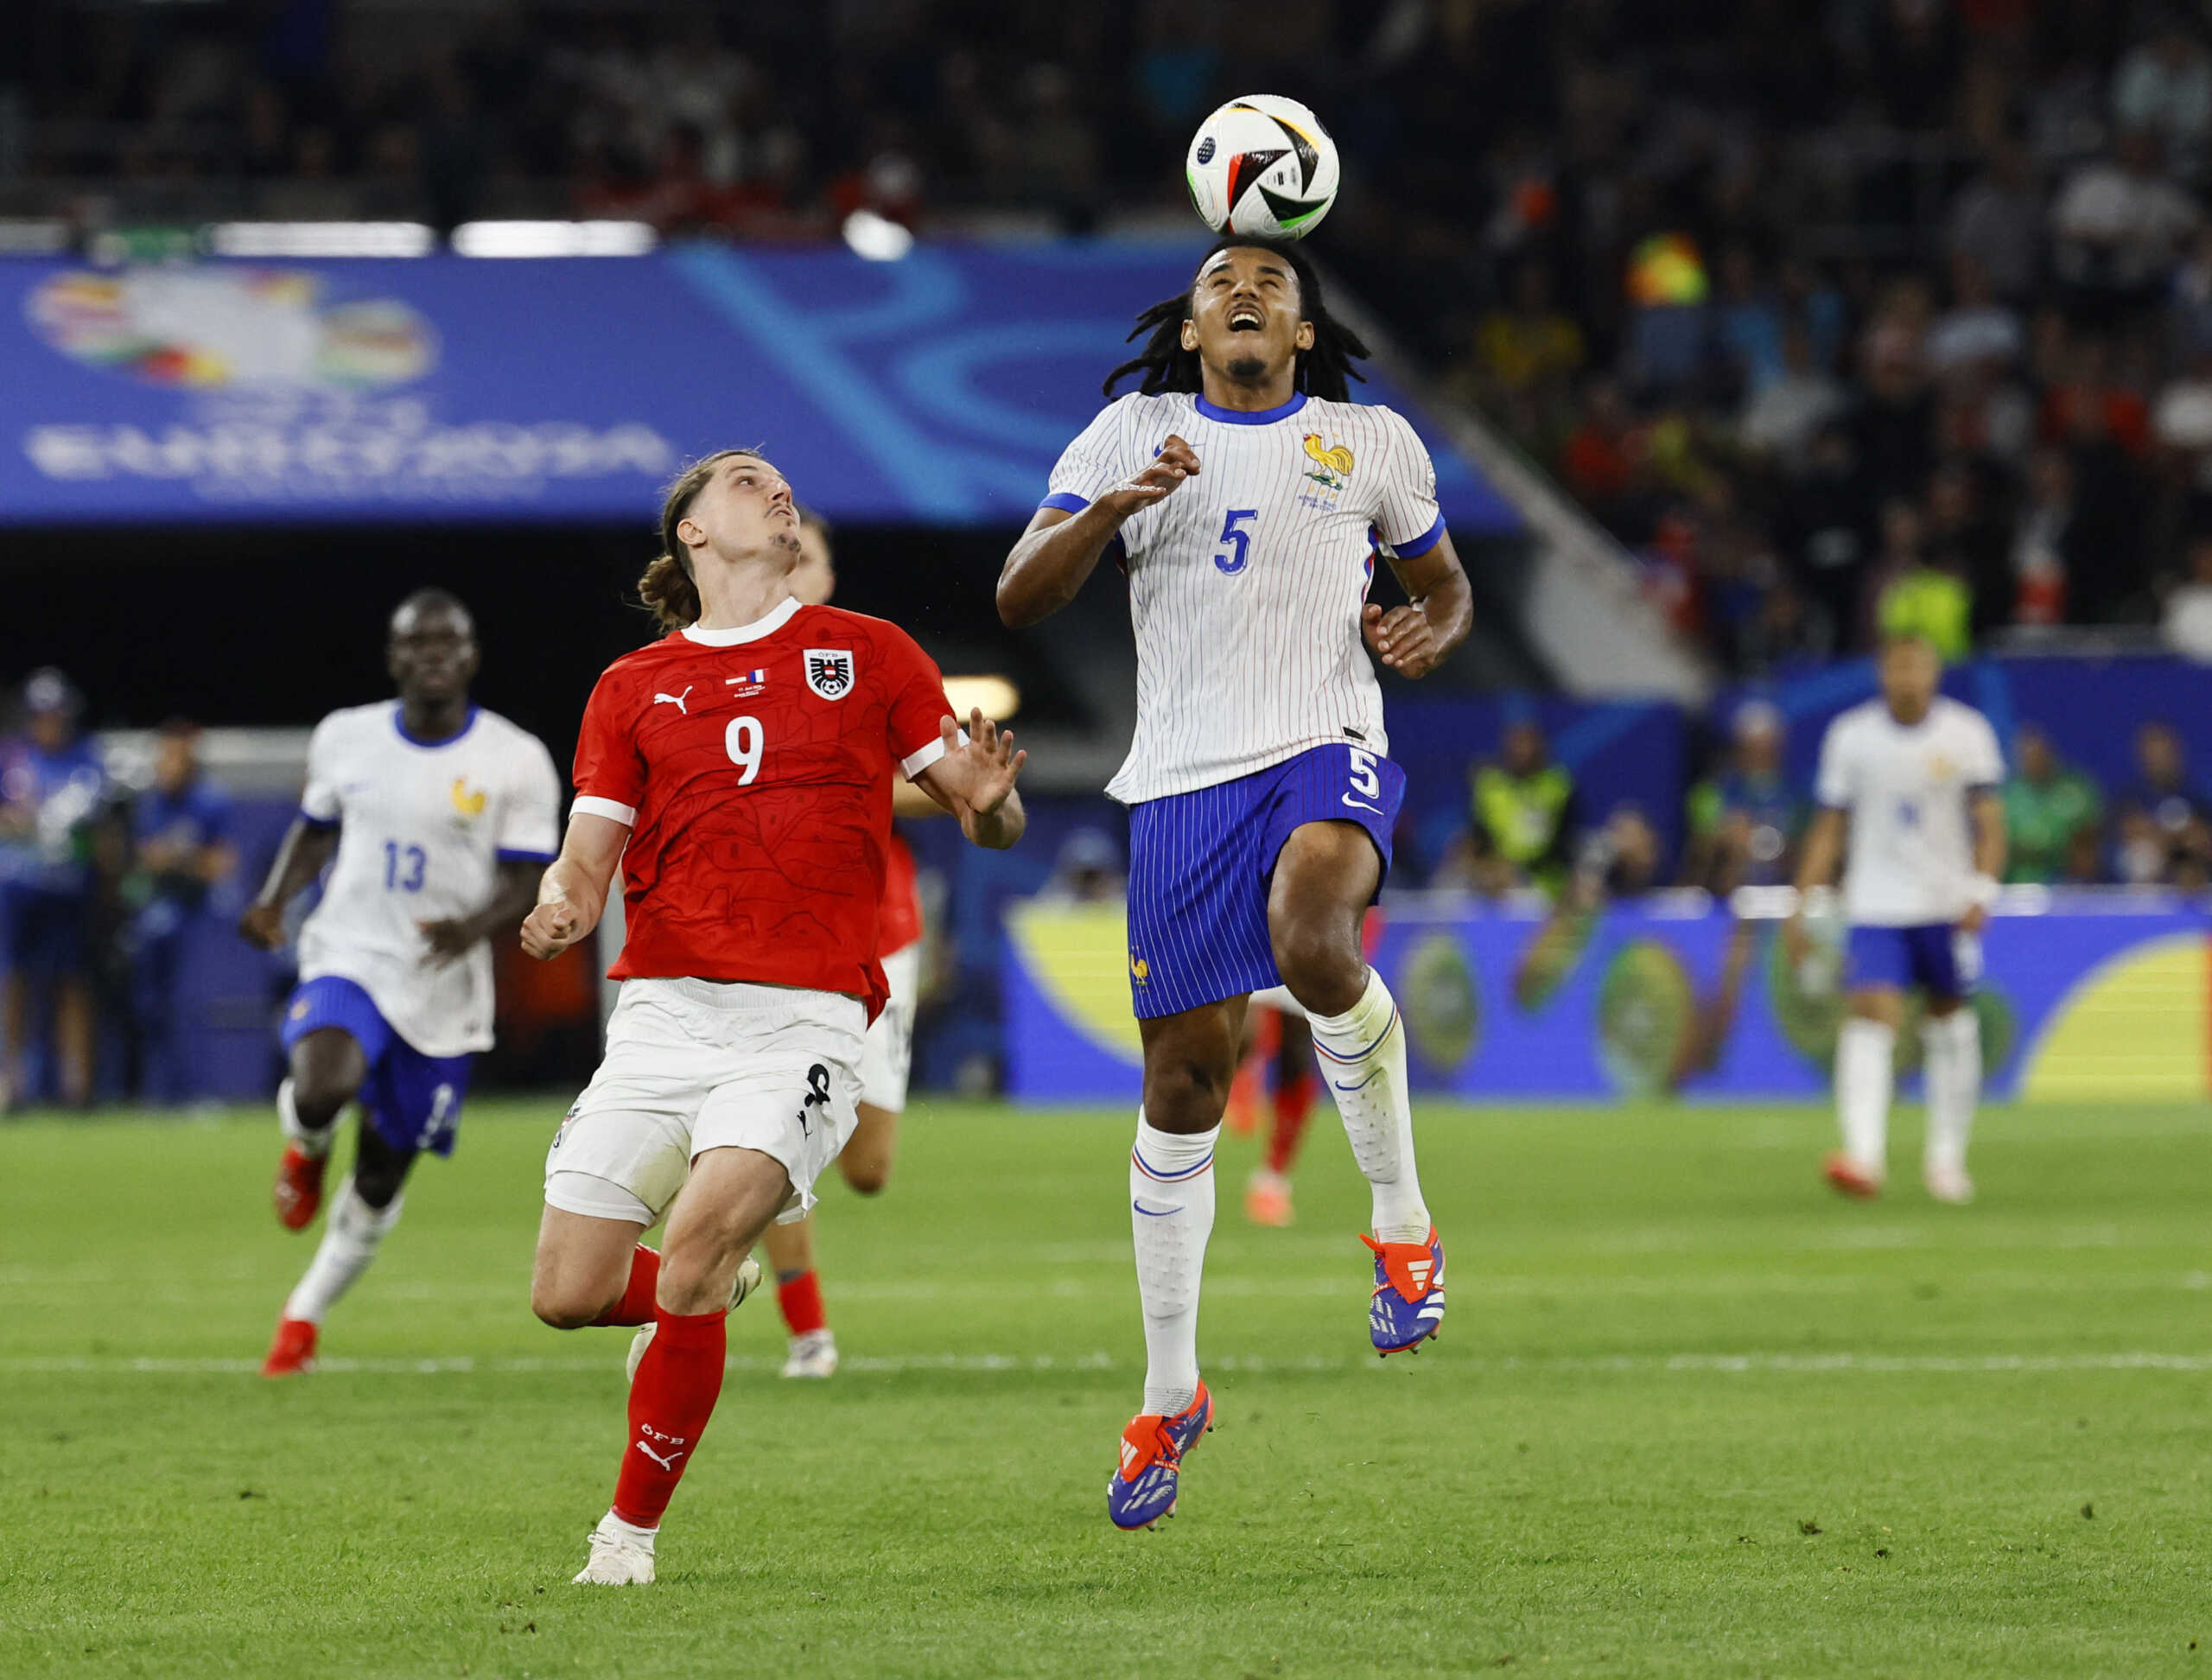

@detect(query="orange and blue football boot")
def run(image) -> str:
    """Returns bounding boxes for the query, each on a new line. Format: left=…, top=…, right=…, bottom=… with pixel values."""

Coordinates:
left=1361, top=1227, right=1446, bottom=1355
left=1108, top=1382, right=1213, bottom=1530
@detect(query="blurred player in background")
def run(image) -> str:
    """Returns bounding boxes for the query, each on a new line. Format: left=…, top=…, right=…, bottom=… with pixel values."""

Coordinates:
left=521, top=450, right=1026, bottom=1586
left=239, top=591, right=562, bottom=1375
left=1786, top=633, right=2005, bottom=1204
left=129, top=720, right=237, bottom=1104
left=758, top=506, right=944, bottom=1379
left=1, top=669, right=106, bottom=1110
left=1001, top=237, right=1472, bottom=1530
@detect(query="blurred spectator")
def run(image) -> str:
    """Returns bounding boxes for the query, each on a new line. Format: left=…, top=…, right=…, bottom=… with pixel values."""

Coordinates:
left=2004, top=724, right=2105, bottom=884
left=1945, top=142, right=2044, bottom=302
left=126, top=721, right=235, bottom=1104
left=2113, top=14, right=2212, bottom=187
left=0, top=671, right=105, bottom=1110
left=2050, top=128, right=2199, bottom=306
left=1926, top=252, right=2024, bottom=376
left=1681, top=700, right=1801, bottom=894
left=2113, top=721, right=2212, bottom=886
left=1033, top=828, right=1124, bottom=906
left=1437, top=710, right=1576, bottom=897
left=1566, top=801, right=1661, bottom=907
left=1738, top=318, right=1847, bottom=468
left=1778, top=420, right=1873, bottom=647
left=2009, top=447, right=2088, bottom=628
left=2162, top=531, right=2212, bottom=658
left=1559, top=379, right=1643, bottom=533
left=1465, top=258, right=1586, bottom=450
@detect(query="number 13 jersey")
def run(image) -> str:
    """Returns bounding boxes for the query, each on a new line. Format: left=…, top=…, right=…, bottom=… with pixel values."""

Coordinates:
left=296, top=702, right=563, bottom=1059
left=1041, top=390, right=1446, bottom=805
left=571, top=597, right=954, bottom=1020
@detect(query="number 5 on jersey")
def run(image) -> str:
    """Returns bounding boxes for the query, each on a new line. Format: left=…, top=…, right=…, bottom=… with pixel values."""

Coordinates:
left=725, top=716, right=764, bottom=784
left=1213, top=508, right=1257, bottom=575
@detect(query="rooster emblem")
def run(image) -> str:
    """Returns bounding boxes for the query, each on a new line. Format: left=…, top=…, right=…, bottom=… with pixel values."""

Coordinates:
left=449, top=778, right=487, bottom=821
left=1302, top=432, right=1354, bottom=490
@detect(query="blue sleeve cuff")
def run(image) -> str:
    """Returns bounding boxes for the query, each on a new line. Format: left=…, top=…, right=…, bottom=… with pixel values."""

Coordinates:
left=297, top=809, right=339, bottom=831
left=1038, top=491, right=1091, bottom=517
left=1382, top=512, right=1448, bottom=560
left=497, top=848, right=557, bottom=865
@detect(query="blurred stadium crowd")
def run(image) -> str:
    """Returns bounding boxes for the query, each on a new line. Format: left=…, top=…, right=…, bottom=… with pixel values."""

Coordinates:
left=18, top=1, right=2212, bottom=673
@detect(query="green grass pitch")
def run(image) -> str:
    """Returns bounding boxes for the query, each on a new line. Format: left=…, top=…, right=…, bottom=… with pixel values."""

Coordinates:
left=3, top=1095, right=2208, bottom=1677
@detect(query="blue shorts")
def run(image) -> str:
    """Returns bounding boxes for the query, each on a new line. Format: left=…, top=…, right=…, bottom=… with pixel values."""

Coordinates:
left=1126, top=743, right=1405, bottom=1019
left=281, top=976, right=473, bottom=1157
left=2, top=885, right=91, bottom=981
left=1847, top=924, right=1979, bottom=1001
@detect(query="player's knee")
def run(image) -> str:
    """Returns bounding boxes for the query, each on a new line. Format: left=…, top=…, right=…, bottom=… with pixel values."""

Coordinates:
left=1271, top=920, right=1361, bottom=1005
left=352, top=1164, right=405, bottom=1211
left=290, top=1072, right=355, bottom=1129
left=841, top=1155, right=892, bottom=1196
left=1144, top=1059, right=1231, bottom=1130
left=530, top=1278, right=606, bottom=1331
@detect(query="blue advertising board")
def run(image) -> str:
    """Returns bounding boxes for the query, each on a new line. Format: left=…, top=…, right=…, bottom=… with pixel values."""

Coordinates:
left=0, top=244, right=1522, bottom=531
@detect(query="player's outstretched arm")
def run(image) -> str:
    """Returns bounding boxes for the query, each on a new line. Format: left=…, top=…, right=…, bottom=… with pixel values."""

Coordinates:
left=238, top=817, right=340, bottom=951
left=519, top=811, right=630, bottom=961
left=913, top=709, right=1027, bottom=850
left=1363, top=531, right=1474, bottom=679
left=996, top=436, right=1201, bottom=627
left=419, top=858, right=547, bottom=966
left=1783, top=806, right=1847, bottom=966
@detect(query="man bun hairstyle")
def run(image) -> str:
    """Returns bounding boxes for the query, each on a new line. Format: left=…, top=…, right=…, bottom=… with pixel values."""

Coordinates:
left=1103, top=235, right=1370, bottom=403
left=639, top=449, right=753, bottom=633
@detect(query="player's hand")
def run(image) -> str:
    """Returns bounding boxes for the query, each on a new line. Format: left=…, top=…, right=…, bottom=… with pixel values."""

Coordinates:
left=944, top=709, right=1027, bottom=814
left=1363, top=603, right=1444, bottom=678
left=238, top=901, right=287, bottom=951
left=417, top=917, right=477, bottom=966
left=1958, top=902, right=1989, bottom=938
left=1781, top=912, right=1813, bottom=970
left=520, top=881, right=585, bottom=961
left=1099, top=435, right=1200, bottom=519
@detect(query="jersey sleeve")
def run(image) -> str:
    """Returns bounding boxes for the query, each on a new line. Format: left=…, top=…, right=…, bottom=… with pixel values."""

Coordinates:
left=879, top=627, right=957, bottom=781
left=1814, top=719, right=1857, bottom=811
left=1372, top=408, right=1446, bottom=557
left=571, top=668, right=647, bottom=826
left=1040, top=398, right=1140, bottom=515
left=298, top=715, right=346, bottom=827
left=499, top=734, right=565, bottom=862
left=1962, top=713, right=2006, bottom=791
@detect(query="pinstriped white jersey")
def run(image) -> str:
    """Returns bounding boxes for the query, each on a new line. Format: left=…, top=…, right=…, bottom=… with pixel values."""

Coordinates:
left=1043, top=390, right=1445, bottom=804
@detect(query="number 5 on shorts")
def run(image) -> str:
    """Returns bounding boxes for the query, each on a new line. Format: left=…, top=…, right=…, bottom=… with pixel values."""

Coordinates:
left=1344, top=748, right=1383, bottom=814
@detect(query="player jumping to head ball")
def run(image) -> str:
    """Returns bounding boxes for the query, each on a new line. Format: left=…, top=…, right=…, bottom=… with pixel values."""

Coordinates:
left=999, top=237, right=1474, bottom=1530
left=524, top=450, right=1027, bottom=1585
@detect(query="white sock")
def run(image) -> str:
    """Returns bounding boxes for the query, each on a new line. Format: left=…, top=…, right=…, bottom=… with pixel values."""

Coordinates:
left=599, top=1511, right=658, bottom=1546
left=283, top=1178, right=404, bottom=1323
left=1130, top=1112, right=1217, bottom=1417
left=278, top=1079, right=334, bottom=1158
left=1834, top=1018, right=1896, bottom=1176
left=1308, top=970, right=1430, bottom=1243
left=1921, top=1009, right=1981, bottom=1174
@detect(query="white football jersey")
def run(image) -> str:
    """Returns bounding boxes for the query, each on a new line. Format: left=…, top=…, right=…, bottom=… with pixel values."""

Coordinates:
left=1815, top=697, right=2005, bottom=926
left=1043, top=390, right=1446, bottom=804
left=296, top=702, right=563, bottom=1058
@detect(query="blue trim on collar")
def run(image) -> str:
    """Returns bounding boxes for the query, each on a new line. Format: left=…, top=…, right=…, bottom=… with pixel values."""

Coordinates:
left=395, top=705, right=479, bottom=749
left=1193, top=391, right=1308, bottom=426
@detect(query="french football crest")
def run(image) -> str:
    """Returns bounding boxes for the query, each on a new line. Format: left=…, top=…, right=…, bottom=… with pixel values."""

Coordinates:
left=804, top=648, right=855, bottom=700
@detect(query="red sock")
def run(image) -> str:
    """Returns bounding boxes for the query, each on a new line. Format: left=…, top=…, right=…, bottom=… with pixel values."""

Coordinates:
left=591, top=1244, right=660, bottom=1327
left=610, top=1306, right=726, bottom=1530
left=777, top=1270, right=827, bottom=1337
left=1265, top=1071, right=1317, bottom=1175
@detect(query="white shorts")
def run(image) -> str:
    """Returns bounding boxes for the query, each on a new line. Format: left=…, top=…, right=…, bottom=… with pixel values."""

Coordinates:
left=856, top=941, right=921, bottom=1113
left=1249, top=984, right=1306, bottom=1020
left=543, top=977, right=866, bottom=1229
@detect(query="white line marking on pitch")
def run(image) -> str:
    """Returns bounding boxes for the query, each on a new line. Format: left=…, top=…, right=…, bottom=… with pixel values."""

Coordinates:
left=5, top=1350, right=2212, bottom=1378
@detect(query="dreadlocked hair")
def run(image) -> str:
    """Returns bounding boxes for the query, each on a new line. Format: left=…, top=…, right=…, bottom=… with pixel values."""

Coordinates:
left=637, top=449, right=754, bottom=633
left=1103, top=235, right=1370, bottom=402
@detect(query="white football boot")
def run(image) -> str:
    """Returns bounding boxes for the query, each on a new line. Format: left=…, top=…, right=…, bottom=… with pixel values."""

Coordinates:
left=572, top=1513, right=655, bottom=1585
left=780, top=1328, right=839, bottom=1379
left=626, top=1254, right=761, bottom=1383
left=1923, top=1162, right=1975, bottom=1205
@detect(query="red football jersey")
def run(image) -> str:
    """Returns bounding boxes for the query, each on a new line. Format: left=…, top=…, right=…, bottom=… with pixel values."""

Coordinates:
left=879, top=830, right=923, bottom=956
left=572, top=597, right=954, bottom=1020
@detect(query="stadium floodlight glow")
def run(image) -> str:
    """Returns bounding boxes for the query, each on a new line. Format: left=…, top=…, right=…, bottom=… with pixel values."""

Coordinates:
left=942, top=674, right=1020, bottom=722
left=210, top=222, right=435, bottom=258
left=450, top=220, right=657, bottom=258
left=842, top=208, right=915, bottom=263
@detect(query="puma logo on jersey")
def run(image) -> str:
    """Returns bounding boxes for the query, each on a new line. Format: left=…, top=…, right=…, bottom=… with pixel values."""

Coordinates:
left=652, top=688, right=693, bottom=715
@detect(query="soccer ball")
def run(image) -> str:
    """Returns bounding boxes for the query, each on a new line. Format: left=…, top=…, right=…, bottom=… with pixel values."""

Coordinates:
left=1185, top=94, right=1340, bottom=240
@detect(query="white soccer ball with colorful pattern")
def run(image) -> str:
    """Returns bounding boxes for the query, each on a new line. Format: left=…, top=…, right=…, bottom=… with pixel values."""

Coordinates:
left=1185, top=94, right=1340, bottom=240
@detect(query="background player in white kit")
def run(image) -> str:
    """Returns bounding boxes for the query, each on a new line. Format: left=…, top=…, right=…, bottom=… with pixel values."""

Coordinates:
left=1000, top=237, right=1473, bottom=1530
left=1786, top=633, right=2006, bottom=1204
left=239, top=589, right=563, bottom=1375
